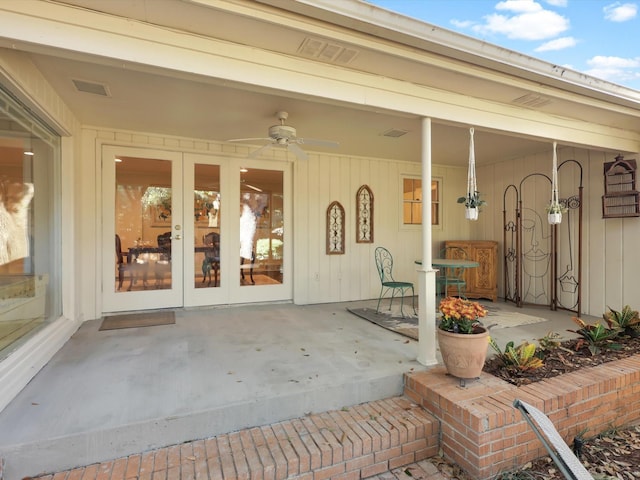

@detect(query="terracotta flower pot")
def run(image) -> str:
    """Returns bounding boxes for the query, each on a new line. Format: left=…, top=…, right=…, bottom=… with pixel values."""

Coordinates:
left=437, top=326, right=489, bottom=380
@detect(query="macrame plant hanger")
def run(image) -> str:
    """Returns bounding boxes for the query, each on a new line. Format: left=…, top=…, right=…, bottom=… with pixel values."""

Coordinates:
left=465, top=127, right=479, bottom=221
left=548, top=141, right=562, bottom=225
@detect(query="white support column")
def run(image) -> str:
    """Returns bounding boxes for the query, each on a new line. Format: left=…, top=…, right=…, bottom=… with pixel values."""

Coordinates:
left=417, top=117, right=438, bottom=366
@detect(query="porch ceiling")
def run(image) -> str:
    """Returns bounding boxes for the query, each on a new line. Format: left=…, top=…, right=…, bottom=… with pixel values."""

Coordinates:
left=2, top=0, right=638, bottom=165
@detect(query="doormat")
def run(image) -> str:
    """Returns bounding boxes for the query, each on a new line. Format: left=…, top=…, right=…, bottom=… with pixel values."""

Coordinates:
left=348, top=305, right=547, bottom=340
left=99, top=311, right=175, bottom=331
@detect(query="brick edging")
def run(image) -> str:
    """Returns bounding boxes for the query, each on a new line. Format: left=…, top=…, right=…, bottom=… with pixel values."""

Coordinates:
left=405, top=355, right=640, bottom=480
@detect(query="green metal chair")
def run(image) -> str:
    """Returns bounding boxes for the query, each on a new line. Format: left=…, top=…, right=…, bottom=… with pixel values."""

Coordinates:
left=436, top=246, right=468, bottom=298
left=374, top=247, right=416, bottom=317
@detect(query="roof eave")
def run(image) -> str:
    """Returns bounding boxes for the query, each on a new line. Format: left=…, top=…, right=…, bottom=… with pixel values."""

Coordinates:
left=256, top=0, right=640, bottom=109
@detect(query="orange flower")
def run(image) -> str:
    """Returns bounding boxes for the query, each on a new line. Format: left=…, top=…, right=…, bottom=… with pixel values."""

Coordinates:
left=438, top=296, right=487, bottom=334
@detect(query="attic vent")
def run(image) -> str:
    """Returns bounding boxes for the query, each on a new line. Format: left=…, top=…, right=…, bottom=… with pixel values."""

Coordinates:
left=297, top=38, right=358, bottom=64
left=382, top=128, right=409, bottom=138
left=72, top=79, right=111, bottom=97
left=512, top=93, right=551, bottom=108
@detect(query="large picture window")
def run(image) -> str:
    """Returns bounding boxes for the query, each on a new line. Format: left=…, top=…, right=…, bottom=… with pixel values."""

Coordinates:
left=0, top=86, right=61, bottom=361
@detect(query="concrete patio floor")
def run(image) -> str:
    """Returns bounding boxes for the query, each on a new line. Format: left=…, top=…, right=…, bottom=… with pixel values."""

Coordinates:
left=0, top=298, right=587, bottom=479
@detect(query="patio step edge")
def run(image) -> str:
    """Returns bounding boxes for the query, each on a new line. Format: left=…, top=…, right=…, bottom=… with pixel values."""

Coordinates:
left=28, top=396, right=439, bottom=480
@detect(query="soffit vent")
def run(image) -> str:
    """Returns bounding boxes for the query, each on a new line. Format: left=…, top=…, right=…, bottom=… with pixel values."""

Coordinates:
left=382, top=128, right=409, bottom=138
left=72, top=79, right=111, bottom=97
left=297, top=37, right=358, bottom=64
left=512, top=93, right=552, bottom=109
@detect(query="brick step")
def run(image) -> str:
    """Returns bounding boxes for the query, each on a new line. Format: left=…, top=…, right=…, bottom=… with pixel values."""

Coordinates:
left=30, top=397, right=439, bottom=480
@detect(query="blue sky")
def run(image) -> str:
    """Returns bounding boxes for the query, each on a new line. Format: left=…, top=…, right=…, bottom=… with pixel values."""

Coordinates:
left=366, top=0, right=640, bottom=91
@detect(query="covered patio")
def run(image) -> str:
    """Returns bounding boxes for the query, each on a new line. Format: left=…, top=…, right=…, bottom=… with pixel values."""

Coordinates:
left=0, top=299, right=588, bottom=478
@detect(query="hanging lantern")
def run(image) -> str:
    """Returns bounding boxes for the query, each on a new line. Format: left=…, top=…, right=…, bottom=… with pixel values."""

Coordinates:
left=547, top=141, right=563, bottom=225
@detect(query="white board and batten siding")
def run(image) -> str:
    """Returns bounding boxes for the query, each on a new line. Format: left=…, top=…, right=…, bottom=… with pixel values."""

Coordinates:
left=293, top=152, right=470, bottom=306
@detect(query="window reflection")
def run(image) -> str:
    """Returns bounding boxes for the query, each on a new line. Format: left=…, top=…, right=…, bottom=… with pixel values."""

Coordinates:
left=240, top=168, right=283, bottom=286
left=0, top=86, right=60, bottom=360
left=194, top=163, right=221, bottom=289
left=115, top=157, right=172, bottom=291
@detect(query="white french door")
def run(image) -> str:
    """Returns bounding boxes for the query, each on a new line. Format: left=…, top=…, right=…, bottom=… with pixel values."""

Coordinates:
left=102, top=146, right=292, bottom=313
left=102, top=146, right=184, bottom=312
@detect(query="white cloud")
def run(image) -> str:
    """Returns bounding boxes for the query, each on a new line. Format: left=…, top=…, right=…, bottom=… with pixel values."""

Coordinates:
left=473, top=7, right=569, bottom=40
left=584, top=66, right=640, bottom=84
left=587, top=55, right=640, bottom=68
left=545, top=0, right=567, bottom=6
left=535, top=36, right=577, bottom=51
left=495, top=0, right=543, bottom=13
left=451, top=19, right=474, bottom=28
left=603, top=2, right=638, bottom=22
left=584, top=55, right=640, bottom=83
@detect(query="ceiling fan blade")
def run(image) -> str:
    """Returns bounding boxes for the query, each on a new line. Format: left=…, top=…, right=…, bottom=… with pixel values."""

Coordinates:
left=288, top=143, right=309, bottom=161
left=228, top=137, right=272, bottom=143
left=296, top=137, right=339, bottom=148
left=249, top=143, right=273, bottom=158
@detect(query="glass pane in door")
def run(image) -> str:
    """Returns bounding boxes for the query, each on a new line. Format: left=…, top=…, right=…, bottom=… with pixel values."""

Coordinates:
left=194, top=164, right=221, bottom=289
left=115, top=157, right=172, bottom=292
left=240, top=168, right=283, bottom=286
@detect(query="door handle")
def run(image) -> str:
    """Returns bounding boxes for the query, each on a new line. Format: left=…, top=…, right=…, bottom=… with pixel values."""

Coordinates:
left=174, top=234, right=182, bottom=240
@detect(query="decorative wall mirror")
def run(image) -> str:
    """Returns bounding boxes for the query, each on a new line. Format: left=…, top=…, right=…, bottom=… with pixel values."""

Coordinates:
left=326, top=201, right=345, bottom=255
left=356, top=185, right=373, bottom=243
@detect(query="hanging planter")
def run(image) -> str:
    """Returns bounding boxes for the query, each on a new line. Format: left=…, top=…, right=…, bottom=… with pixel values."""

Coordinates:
left=548, top=212, right=562, bottom=224
left=465, top=206, right=479, bottom=221
left=458, top=128, right=485, bottom=221
left=547, top=141, right=564, bottom=225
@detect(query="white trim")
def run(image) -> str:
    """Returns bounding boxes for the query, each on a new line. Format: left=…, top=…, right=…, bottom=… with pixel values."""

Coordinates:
left=0, top=316, right=80, bottom=413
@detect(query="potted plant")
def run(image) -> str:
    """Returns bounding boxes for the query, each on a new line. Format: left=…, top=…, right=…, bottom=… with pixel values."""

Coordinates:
left=437, top=296, right=489, bottom=380
left=457, top=191, right=486, bottom=221
left=545, top=202, right=567, bottom=225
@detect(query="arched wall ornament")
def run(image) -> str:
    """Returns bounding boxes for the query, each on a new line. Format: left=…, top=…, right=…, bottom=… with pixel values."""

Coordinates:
left=502, top=160, right=583, bottom=313
left=326, top=201, right=345, bottom=255
left=356, top=185, right=374, bottom=243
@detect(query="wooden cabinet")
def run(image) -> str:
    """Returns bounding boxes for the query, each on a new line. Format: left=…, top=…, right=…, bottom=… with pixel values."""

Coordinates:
left=445, top=240, right=498, bottom=301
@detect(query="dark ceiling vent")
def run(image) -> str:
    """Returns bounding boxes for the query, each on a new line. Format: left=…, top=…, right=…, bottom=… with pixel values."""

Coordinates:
left=512, top=93, right=551, bottom=108
left=297, top=38, right=358, bottom=64
left=72, top=79, right=111, bottom=97
left=382, top=128, right=409, bottom=138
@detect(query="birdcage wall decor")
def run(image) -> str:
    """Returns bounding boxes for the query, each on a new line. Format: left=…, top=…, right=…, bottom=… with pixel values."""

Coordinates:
left=602, top=155, right=640, bottom=218
left=356, top=185, right=374, bottom=243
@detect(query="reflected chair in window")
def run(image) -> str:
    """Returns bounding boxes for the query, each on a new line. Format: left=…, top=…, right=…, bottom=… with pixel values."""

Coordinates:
left=154, top=232, right=172, bottom=287
left=240, top=249, right=255, bottom=285
left=202, top=232, right=220, bottom=287
left=115, top=234, right=149, bottom=291
left=437, top=246, right=468, bottom=298
left=115, top=234, right=130, bottom=290
left=374, top=246, right=416, bottom=317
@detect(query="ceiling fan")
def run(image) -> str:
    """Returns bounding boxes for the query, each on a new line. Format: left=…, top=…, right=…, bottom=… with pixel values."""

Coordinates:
left=228, top=111, right=339, bottom=160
